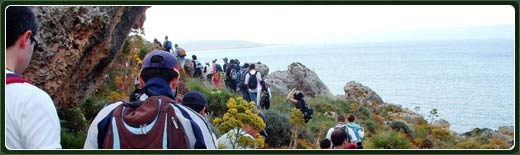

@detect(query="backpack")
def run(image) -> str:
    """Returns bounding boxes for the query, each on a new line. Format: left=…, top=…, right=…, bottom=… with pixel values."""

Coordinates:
left=100, top=96, right=188, bottom=149
left=178, top=48, right=186, bottom=57
left=164, top=41, right=172, bottom=51
left=247, top=71, right=258, bottom=89
left=216, top=64, right=223, bottom=72
left=303, top=103, right=313, bottom=123
left=334, top=125, right=352, bottom=143
left=260, top=89, right=270, bottom=108
left=230, top=68, right=238, bottom=80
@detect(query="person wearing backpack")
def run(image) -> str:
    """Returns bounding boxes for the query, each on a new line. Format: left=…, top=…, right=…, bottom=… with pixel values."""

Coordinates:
left=174, top=44, right=186, bottom=68
left=287, top=89, right=313, bottom=123
left=258, top=80, right=271, bottom=110
left=330, top=128, right=357, bottom=149
left=163, top=35, right=173, bottom=53
left=347, top=114, right=365, bottom=149
left=192, top=55, right=202, bottom=78
left=325, top=115, right=358, bottom=148
left=84, top=50, right=217, bottom=149
left=239, top=63, right=251, bottom=102
left=244, top=64, right=262, bottom=104
left=211, top=59, right=222, bottom=88
left=6, top=6, right=62, bottom=149
left=225, top=60, right=238, bottom=93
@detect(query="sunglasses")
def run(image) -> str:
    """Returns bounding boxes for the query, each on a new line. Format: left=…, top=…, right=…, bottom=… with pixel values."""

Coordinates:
left=30, top=35, right=39, bottom=51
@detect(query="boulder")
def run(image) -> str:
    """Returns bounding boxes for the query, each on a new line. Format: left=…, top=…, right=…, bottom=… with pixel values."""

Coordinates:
left=344, top=81, right=384, bottom=108
left=265, top=62, right=333, bottom=97
left=24, top=6, right=149, bottom=108
left=432, top=118, right=451, bottom=129
left=254, top=63, right=269, bottom=78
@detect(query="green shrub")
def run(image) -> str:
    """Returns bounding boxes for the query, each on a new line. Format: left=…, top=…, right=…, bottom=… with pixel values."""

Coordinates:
left=454, top=141, right=479, bottom=149
left=370, top=130, right=410, bottom=149
left=390, top=120, right=413, bottom=136
left=263, top=109, right=291, bottom=148
left=361, top=119, right=378, bottom=134
left=61, top=127, right=86, bottom=149
left=432, top=127, right=454, bottom=142
left=185, top=78, right=235, bottom=117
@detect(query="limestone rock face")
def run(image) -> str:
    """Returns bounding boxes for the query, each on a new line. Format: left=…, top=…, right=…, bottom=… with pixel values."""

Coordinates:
left=24, top=6, right=149, bottom=108
left=344, top=81, right=384, bottom=108
left=254, top=63, right=269, bottom=78
left=265, top=62, right=332, bottom=97
left=432, top=118, right=451, bottom=129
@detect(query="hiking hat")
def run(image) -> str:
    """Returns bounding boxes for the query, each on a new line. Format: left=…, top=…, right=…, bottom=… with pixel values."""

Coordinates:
left=182, top=91, right=208, bottom=107
left=141, top=50, right=178, bottom=70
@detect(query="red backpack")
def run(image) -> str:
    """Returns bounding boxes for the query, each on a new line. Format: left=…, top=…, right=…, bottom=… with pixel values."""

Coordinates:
left=102, top=96, right=188, bottom=149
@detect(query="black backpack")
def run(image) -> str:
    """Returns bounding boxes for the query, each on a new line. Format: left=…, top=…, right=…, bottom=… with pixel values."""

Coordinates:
left=260, top=89, right=270, bottom=107
left=247, top=71, right=258, bottom=89
left=303, top=103, right=313, bottom=123
left=334, top=125, right=352, bottom=143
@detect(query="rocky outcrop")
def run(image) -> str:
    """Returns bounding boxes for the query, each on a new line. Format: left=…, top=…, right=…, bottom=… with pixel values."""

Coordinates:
left=344, top=81, right=385, bottom=108
left=265, top=62, right=332, bottom=97
left=24, top=6, right=149, bottom=108
left=254, top=63, right=269, bottom=78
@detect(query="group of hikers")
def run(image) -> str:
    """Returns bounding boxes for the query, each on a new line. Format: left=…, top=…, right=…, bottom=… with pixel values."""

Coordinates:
left=5, top=6, right=365, bottom=150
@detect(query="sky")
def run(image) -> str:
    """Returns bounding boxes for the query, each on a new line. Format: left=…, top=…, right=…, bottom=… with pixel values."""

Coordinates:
left=143, top=5, right=515, bottom=45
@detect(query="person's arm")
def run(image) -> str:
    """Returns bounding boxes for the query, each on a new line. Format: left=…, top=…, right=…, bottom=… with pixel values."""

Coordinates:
left=286, top=89, right=297, bottom=104
left=359, top=127, right=365, bottom=138
left=244, top=73, right=250, bottom=85
left=23, top=90, right=61, bottom=149
left=347, top=127, right=358, bottom=143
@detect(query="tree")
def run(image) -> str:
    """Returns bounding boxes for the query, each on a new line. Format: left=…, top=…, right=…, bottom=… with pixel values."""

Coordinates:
left=212, top=97, right=266, bottom=149
left=289, top=108, right=305, bottom=149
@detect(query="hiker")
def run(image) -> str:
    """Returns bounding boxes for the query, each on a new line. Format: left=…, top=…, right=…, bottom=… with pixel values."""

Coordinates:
left=6, top=6, right=62, bottom=149
left=216, top=112, right=267, bottom=149
left=319, top=138, right=332, bottom=149
left=163, top=35, right=173, bottom=53
left=225, top=59, right=238, bottom=93
left=192, top=55, right=203, bottom=78
left=84, top=50, right=217, bottom=149
left=174, top=44, right=186, bottom=68
left=330, top=129, right=357, bottom=149
left=153, top=38, right=162, bottom=49
left=258, top=80, right=272, bottom=110
left=325, top=115, right=358, bottom=148
left=346, top=114, right=365, bottom=149
left=287, top=89, right=313, bottom=123
left=211, top=59, right=222, bottom=88
left=204, top=62, right=213, bottom=81
left=222, top=57, right=229, bottom=73
left=244, top=64, right=262, bottom=104
left=239, top=63, right=251, bottom=102
left=181, top=91, right=218, bottom=142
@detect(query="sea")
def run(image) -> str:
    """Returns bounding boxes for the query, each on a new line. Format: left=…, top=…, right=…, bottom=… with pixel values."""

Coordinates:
left=190, top=39, right=515, bottom=133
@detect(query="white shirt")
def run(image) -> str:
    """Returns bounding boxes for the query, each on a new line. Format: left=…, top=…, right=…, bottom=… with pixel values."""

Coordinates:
left=216, top=128, right=255, bottom=149
left=83, top=94, right=217, bottom=149
left=325, top=123, right=358, bottom=143
left=5, top=70, right=62, bottom=149
left=244, top=70, right=262, bottom=93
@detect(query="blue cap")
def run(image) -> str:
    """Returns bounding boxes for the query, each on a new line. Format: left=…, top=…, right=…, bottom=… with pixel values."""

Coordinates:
left=141, top=50, right=178, bottom=70
left=182, top=91, right=208, bottom=106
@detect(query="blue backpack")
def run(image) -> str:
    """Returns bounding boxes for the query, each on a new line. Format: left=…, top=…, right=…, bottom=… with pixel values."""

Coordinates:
left=347, top=123, right=362, bottom=141
left=164, top=41, right=172, bottom=51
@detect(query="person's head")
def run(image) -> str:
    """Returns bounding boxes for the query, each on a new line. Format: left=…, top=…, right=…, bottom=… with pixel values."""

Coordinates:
left=260, top=80, right=267, bottom=89
left=337, top=115, right=346, bottom=123
left=249, top=64, right=256, bottom=70
left=138, top=50, right=180, bottom=90
left=174, top=44, right=178, bottom=48
left=192, top=55, right=197, bottom=60
left=293, top=91, right=304, bottom=100
left=212, top=59, right=217, bottom=63
left=243, top=63, right=249, bottom=69
left=319, top=138, right=332, bottom=149
left=330, top=129, right=347, bottom=148
left=6, top=6, right=39, bottom=75
left=347, top=114, right=355, bottom=122
left=223, top=57, right=228, bottom=63
left=164, top=35, right=168, bottom=40
left=182, top=91, right=208, bottom=116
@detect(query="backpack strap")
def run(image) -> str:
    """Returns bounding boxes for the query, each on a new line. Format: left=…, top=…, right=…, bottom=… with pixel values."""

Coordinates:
left=6, top=73, right=32, bottom=84
left=171, top=103, right=207, bottom=149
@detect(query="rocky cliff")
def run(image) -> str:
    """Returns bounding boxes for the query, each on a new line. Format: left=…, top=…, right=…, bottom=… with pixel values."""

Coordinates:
left=24, top=6, right=149, bottom=108
left=265, top=62, right=332, bottom=97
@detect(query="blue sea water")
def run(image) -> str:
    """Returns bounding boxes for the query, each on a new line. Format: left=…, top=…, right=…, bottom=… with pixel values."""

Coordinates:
left=190, top=39, right=515, bottom=133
